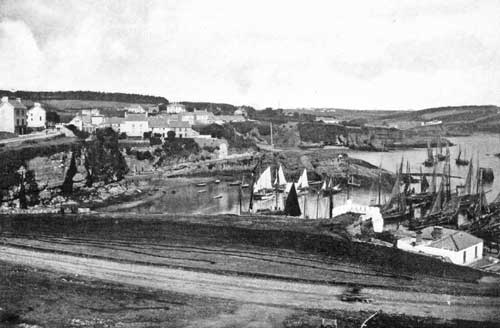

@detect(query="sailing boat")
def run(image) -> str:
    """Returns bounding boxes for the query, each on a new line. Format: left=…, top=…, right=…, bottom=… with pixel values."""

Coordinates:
left=456, top=145, right=469, bottom=166
left=382, top=159, right=409, bottom=223
left=274, top=164, right=287, bottom=191
left=284, top=183, right=301, bottom=217
left=253, top=166, right=274, bottom=200
left=423, top=140, right=434, bottom=167
left=321, top=176, right=341, bottom=196
left=296, top=169, right=309, bottom=194
left=436, top=136, right=446, bottom=161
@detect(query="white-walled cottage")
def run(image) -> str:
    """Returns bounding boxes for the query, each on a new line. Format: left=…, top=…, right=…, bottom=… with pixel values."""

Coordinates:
left=0, top=96, right=28, bottom=134
left=397, top=226, right=483, bottom=266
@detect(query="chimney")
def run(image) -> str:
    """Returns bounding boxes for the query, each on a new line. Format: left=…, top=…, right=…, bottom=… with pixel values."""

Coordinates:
left=1, top=96, right=8, bottom=103
left=431, top=226, right=443, bottom=240
left=415, top=230, right=423, bottom=244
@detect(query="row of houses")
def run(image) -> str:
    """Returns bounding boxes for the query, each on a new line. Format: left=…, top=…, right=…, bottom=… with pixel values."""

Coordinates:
left=0, top=97, right=47, bottom=134
left=70, top=112, right=200, bottom=138
left=69, top=107, right=247, bottom=138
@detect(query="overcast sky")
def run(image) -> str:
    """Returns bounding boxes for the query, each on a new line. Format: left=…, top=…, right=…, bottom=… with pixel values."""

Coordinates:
left=1, top=0, right=499, bottom=110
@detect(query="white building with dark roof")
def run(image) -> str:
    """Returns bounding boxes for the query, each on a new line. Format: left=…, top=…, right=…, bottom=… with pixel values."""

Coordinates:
left=149, top=118, right=197, bottom=138
left=397, top=226, right=483, bottom=266
left=0, top=96, right=28, bottom=134
left=121, top=113, right=149, bottom=137
left=166, top=103, right=186, bottom=114
left=27, top=102, right=46, bottom=129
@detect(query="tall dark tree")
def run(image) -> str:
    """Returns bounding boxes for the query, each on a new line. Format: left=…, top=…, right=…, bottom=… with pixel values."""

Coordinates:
left=62, top=151, right=78, bottom=194
left=84, top=128, right=128, bottom=187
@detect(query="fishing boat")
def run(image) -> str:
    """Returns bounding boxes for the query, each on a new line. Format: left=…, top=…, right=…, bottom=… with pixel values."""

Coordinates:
left=213, top=194, right=223, bottom=199
left=196, top=183, right=207, bottom=187
left=382, top=159, right=410, bottom=223
left=321, top=177, right=342, bottom=196
left=456, top=145, right=469, bottom=166
left=423, top=140, right=434, bottom=167
left=214, top=179, right=221, bottom=184
left=229, top=181, right=241, bottom=186
left=296, top=169, right=309, bottom=194
left=436, top=136, right=446, bottom=161
left=198, top=190, right=207, bottom=193
left=274, top=164, right=288, bottom=191
left=253, top=166, right=274, bottom=200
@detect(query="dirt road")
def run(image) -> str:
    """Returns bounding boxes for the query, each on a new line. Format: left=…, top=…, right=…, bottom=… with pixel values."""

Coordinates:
left=0, top=246, right=499, bottom=322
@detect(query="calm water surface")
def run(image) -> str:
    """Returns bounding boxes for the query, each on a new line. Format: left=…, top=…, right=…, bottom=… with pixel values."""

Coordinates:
left=134, top=134, right=500, bottom=218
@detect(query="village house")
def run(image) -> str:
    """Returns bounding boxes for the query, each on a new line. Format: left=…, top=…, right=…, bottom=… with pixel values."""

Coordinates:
left=125, top=104, right=146, bottom=114
left=27, top=102, right=46, bottom=130
left=166, top=103, right=186, bottom=114
left=103, top=117, right=125, bottom=132
left=120, top=113, right=149, bottom=137
left=69, top=109, right=103, bottom=133
left=397, top=226, right=483, bottom=266
left=178, top=110, right=215, bottom=125
left=149, top=118, right=198, bottom=138
left=214, top=114, right=246, bottom=124
left=0, top=96, right=28, bottom=134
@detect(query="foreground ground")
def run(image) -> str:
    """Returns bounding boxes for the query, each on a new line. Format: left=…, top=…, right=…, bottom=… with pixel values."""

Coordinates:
left=1, top=213, right=500, bottom=327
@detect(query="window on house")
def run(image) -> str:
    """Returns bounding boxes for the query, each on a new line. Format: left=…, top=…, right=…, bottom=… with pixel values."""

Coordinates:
left=17, top=119, right=20, bottom=126
left=40, top=116, right=42, bottom=121
left=463, top=251, right=466, bottom=263
left=475, top=246, right=478, bottom=258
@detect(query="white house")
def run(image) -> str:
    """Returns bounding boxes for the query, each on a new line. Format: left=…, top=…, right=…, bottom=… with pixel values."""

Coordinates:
left=397, top=226, right=483, bottom=266
left=126, top=104, right=146, bottom=114
left=121, top=113, right=149, bottom=137
left=178, top=110, right=215, bottom=125
left=149, top=118, right=198, bottom=138
left=27, top=102, right=46, bottom=129
left=166, top=103, right=186, bottom=114
left=0, top=96, right=27, bottom=134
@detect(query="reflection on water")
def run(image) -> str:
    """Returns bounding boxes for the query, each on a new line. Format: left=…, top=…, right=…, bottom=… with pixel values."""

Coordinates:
left=135, top=134, right=500, bottom=217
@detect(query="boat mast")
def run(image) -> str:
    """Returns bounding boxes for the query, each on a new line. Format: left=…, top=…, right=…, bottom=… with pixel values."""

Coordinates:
left=377, top=163, right=382, bottom=206
left=270, top=122, right=274, bottom=148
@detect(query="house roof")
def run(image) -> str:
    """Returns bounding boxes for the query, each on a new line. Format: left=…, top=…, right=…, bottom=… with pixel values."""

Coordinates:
left=7, top=99, right=27, bottom=109
left=148, top=118, right=190, bottom=128
left=104, top=117, right=125, bottom=124
left=124, top=113, right=148, bottom=122
left=421, top=226, right=482, bottom=252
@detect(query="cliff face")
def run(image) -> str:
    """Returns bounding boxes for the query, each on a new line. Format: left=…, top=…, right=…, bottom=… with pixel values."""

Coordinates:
left=298, top=123, right=448, bottom=150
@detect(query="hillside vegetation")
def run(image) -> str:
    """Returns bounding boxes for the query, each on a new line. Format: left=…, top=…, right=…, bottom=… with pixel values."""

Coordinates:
left=0, top=90, right=168, bottom=104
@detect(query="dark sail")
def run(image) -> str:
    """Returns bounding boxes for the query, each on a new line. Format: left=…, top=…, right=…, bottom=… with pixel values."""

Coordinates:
left=284, top=183, right=301, bottom=217
left=421, top=174, right=429, bottom=193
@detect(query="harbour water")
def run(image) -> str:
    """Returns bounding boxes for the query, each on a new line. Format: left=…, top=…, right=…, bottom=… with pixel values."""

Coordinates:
left=134, top=134, right=500, bottom=218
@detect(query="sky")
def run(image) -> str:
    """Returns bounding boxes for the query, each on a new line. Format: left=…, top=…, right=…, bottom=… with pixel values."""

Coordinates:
left=0, top=0, right=499, bottom=110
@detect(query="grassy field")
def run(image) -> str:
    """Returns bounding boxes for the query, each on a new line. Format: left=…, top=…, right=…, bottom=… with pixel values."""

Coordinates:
left=0, top=213, right=497, bottom=298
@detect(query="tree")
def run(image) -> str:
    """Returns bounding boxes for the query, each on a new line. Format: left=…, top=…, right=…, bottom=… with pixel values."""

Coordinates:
left=84, top=128, right=128, bottom=187
left=62, top=151, right=78, bottom=194
left=167, top=130, right=175, bottom=141
left=46, top=111, right=60, bottom=124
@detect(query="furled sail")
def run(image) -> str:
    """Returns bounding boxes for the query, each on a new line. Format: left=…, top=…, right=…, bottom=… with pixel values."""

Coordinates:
left=464, top=159, right=473, bottom=195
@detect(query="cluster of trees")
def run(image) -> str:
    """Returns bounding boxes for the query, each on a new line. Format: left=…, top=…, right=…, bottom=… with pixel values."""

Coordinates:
left=0, top=90, right=168, bottom=104
left=62, top=128, right=128, bottom=194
